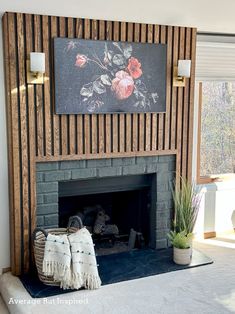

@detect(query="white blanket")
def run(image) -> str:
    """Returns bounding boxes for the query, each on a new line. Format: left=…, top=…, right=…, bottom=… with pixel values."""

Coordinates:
left=43, top=228, right=101, bottom=290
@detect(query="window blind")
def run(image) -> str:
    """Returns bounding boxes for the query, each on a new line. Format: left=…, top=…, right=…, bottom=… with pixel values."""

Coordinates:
left=196, top=34, right=235, bottom=81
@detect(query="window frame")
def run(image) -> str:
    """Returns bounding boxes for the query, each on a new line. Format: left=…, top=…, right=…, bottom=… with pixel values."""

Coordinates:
left=196, top=81, right=235, bottom=184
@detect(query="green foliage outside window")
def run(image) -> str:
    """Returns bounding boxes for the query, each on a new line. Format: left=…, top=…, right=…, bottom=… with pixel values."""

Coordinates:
left=201, top=82, right=235, bottom=176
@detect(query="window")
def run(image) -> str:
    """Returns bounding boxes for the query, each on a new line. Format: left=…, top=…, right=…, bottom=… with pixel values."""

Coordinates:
left=198, top=81, right=235, bottom=180
left=196, top=35, right=235, bottom=183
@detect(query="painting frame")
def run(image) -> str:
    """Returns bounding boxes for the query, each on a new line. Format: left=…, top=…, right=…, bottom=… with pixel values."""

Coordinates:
left=54, top=37, right=167, bottom=114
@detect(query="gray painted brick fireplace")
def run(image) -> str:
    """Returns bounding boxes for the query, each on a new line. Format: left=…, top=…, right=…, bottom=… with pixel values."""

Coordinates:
left=36, top=155, right=176, bottom=249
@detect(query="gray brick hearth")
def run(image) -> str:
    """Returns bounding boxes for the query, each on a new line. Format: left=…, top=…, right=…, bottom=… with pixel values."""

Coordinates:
left=36, top=155, right=176, bottom=249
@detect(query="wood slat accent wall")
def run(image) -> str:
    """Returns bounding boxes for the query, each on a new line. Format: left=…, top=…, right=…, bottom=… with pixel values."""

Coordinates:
left=2, top=12, right=197, bottom=275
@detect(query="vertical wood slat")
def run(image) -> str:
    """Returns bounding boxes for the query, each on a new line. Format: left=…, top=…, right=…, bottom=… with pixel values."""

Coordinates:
left=34, top=15, right=44, bottom=156
left=126, top=114, right=131, bottom=152
left=98, top=20, right=111, bottom=154
left=126, top=22, right=133, bottom=153
left=25, top=14, right=37, bottom=267
left=84, top=19, right=91, bottom=155
left=112, top=21, right=119, bottom=153
left=133, top=23, right=140, bottom=152
left=145, top=114, right=151, bottom=151
left=151, top=114, right=157, bottom=151
left=77, top=114, right=83, bottom=155
left=17, top=13, right=30, bottom=273
left=51, top=16, right=60, bottom=156
left=152, top=25, right=160, bottom=151
left=119, top=114, right=125, bottom=153
left=132, top=113, right=138, bottom=152
left=127, top=22, right=133, bottom=42
left=59, top=17, right=68, bottom=155
left=4, top=13, right=15, bottom=273
left=42, top=16, right=52, bottom=156
left=176, top=27, right=186, bottom=177
left=181, top=28, right=191, bottom=178
left=98, top=115, right=105, bottom=153
left=187, top=28, right=197, bottom=180
left=67, top=18, right=76, bottom=155
left=4, top=12, right=21, bottom=275
left=84, top=115, right=90, bottom=154
left=119, top=22, right=126, bottom=153
left=91, top=115, right=97, bottom=154
left=171, top=27, right=179, bottom=150
left=139, top=114, right=145, bottom=151
left=75, top=18, right=84, bottom=155
left=90, top=20, right=98, bottom=154
left=112, top=116, right=118, bottom=151
left=146, top=25, right=153, bottom=152
left=164, top=26, right=173, bottom=150
left=158, top=26, right=166, bottom=150
left=91, top=19, right=98, bottom=40
left=97, top=17, right=105, bottom=155
left=139, top=24, right=146, bottom=151
left=105, top=115, right=111, bottom=154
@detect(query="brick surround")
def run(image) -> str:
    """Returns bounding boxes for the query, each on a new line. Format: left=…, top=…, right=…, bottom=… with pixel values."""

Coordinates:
left=36, top=155, right=176, bottom=249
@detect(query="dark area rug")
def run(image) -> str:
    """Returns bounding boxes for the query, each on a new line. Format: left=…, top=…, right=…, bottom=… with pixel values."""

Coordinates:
left=20, top=248, right=213, bottom=298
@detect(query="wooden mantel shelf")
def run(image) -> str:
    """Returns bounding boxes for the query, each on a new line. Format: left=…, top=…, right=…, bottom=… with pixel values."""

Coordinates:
left=36, top=150, right=177, bottom=162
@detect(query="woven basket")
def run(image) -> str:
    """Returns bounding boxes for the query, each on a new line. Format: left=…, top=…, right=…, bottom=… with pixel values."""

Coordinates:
left=33, top=216, right=83, bottom=286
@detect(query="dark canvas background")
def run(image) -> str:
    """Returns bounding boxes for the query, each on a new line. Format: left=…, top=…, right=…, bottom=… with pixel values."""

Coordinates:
left=54, top=38, right=167, bottom=114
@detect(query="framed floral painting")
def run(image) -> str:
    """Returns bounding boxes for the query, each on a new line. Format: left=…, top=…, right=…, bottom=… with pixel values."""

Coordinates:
left=54, top=38, right=167, bottom=114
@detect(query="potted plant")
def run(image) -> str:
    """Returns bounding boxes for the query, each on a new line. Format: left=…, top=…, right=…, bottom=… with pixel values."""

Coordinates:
left=169, top=176, right=202, bottom=263
left=168, top=231, right=193, bottom=265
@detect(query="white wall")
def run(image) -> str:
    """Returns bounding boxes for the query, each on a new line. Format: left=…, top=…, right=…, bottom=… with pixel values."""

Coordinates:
left=194, top=181, right=235, bottom=236
left=0, top=19, right=10, bottom=273
left=1, top=0, right=235, bottom=33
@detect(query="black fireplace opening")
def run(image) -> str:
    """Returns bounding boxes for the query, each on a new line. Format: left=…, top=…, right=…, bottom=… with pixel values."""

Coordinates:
left=58, top=174, right=156, bottom=255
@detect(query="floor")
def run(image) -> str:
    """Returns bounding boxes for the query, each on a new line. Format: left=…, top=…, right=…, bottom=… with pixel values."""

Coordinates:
left=0, top=234, right=235, bottom=314
left=0, top=295, right=8, bottom=314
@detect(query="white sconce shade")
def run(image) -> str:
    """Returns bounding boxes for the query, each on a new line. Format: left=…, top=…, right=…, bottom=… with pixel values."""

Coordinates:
left=178, top=60, right=191, bottom=78
left=30, top=52, right=45, bottom=73
left=27, top=52, right=45, bottom=84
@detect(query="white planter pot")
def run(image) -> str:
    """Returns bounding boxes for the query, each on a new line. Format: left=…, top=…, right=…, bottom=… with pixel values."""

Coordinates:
left=173, top=247, right=191, bottom=265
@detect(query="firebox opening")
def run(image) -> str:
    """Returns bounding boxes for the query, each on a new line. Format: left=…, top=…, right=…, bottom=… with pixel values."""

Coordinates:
left=58, top=174, right=156, bottom=256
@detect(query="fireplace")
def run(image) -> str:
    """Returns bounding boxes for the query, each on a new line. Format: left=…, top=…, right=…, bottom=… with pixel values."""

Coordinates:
left=36, top=155, right=176, bottom=250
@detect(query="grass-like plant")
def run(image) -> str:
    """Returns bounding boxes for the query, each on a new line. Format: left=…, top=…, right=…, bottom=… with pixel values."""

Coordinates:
left=168, top=230, right=192, bottom=249
left=172, top=176, right=201, bottom=235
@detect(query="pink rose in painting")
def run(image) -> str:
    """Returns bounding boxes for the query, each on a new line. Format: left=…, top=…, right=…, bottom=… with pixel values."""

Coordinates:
left=111, top=70, right=134, bottom=100
left=127, top=57, right=142, bottom=79
left=75, top=54, right=87, bottom=67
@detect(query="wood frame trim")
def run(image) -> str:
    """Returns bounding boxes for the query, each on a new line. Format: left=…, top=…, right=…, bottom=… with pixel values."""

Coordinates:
left=196, top=81, right=234, bottom=185
left=204, top=231, right=216, bottom=239
left=2, top=12, right=16, bottom=274
left=197, top=82, right=219, bottom=184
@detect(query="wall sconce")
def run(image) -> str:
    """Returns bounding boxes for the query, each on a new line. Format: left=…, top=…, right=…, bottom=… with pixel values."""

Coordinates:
left=27, top=52, right=45, bottom=84
left=173, top=60, right=191, bottom=87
